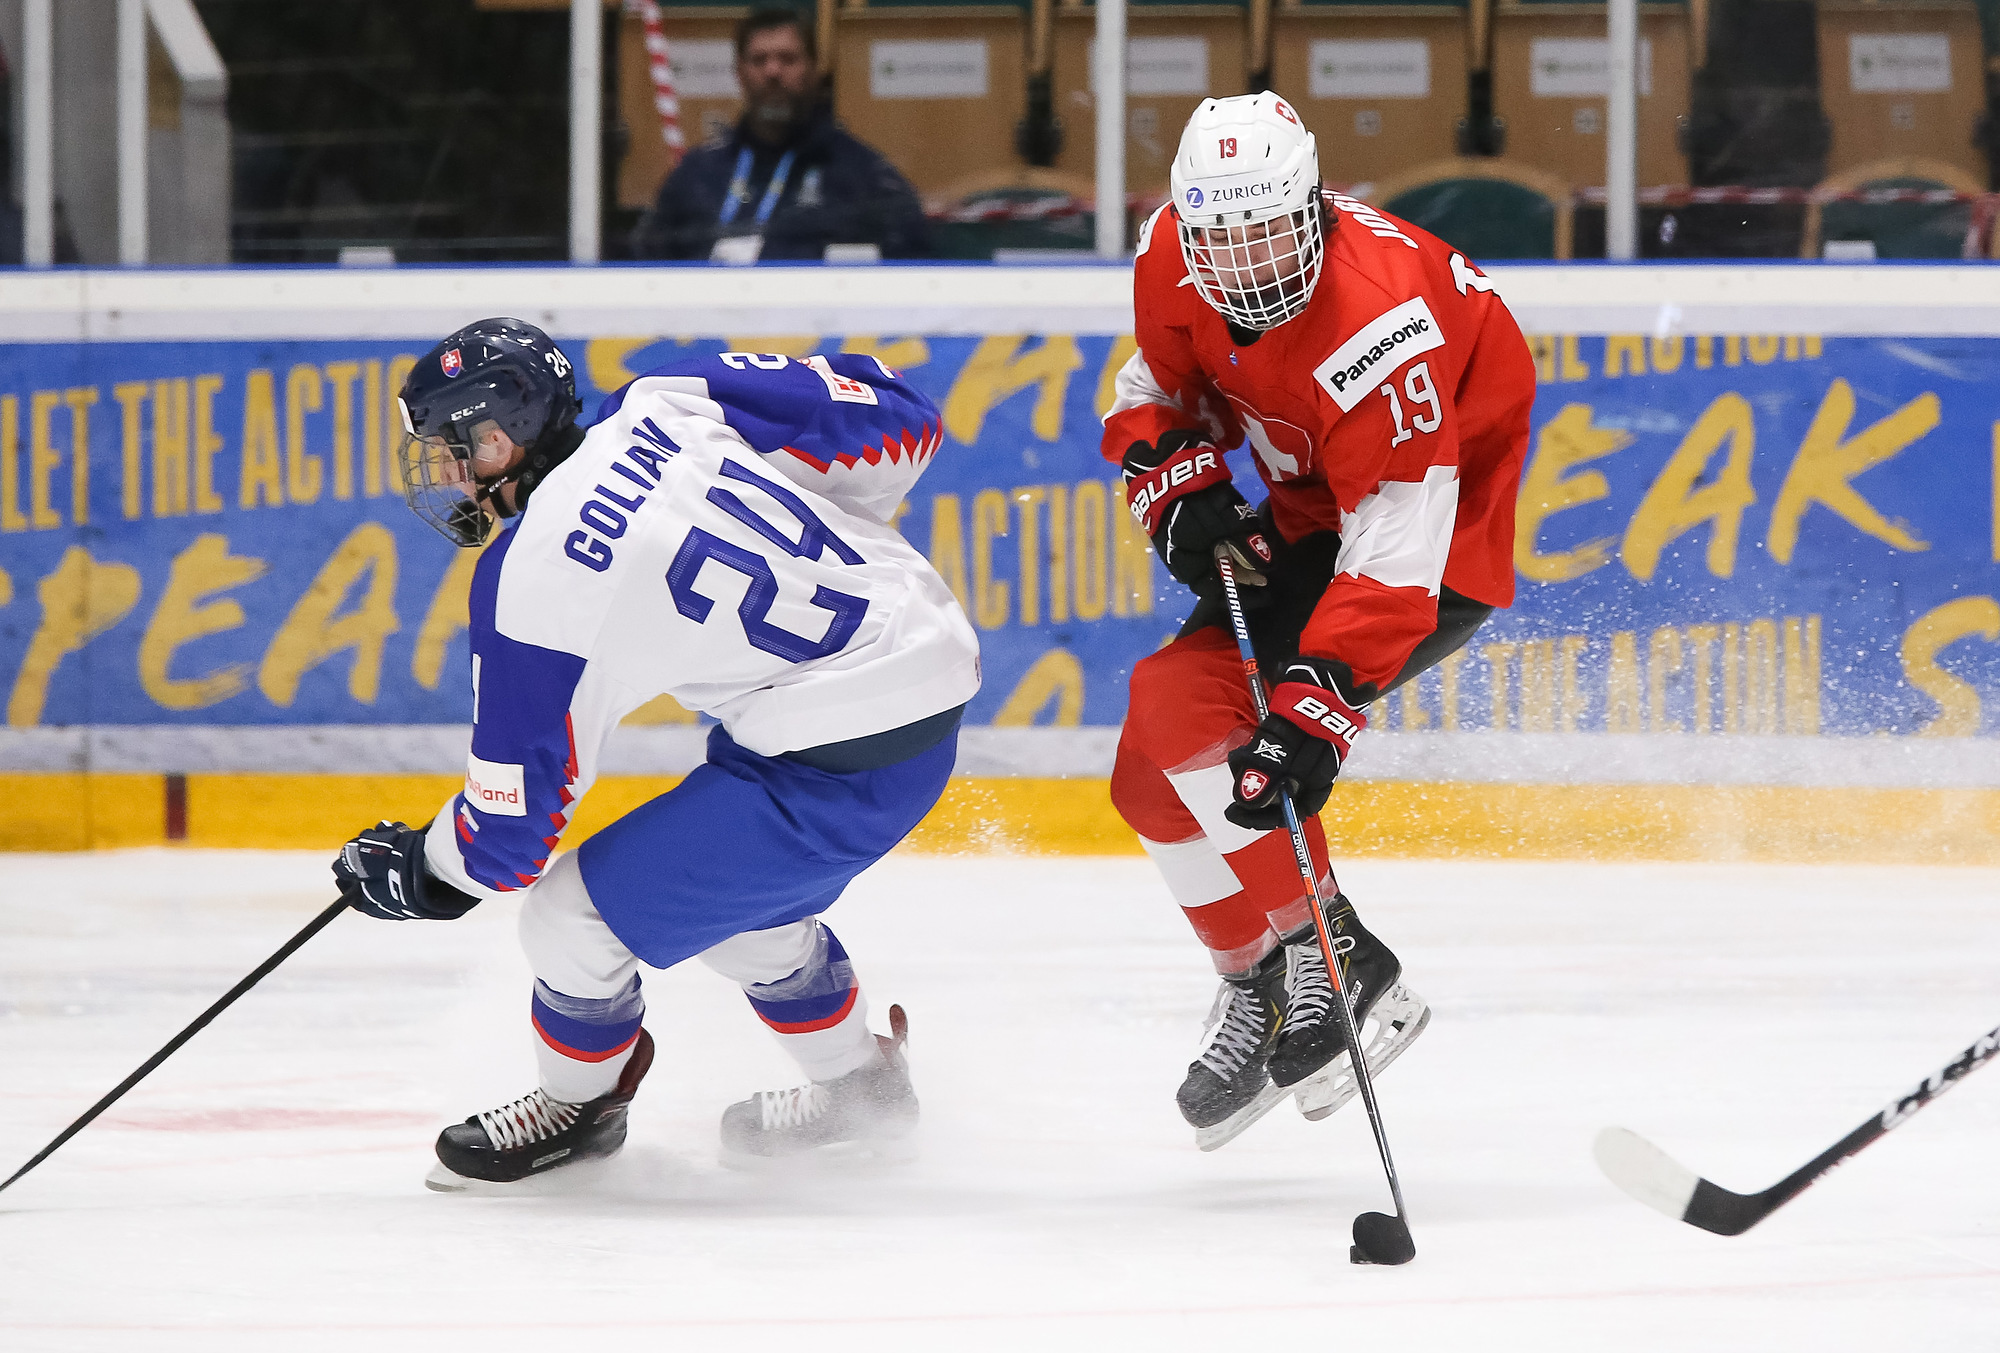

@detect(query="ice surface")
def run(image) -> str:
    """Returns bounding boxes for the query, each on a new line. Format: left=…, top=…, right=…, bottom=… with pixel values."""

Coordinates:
left=2, top=850, right=1997, bottom=1351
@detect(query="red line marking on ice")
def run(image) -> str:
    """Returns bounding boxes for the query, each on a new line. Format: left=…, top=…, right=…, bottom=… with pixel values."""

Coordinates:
left=1, top=1266, right=1993, bottom=1333
left=0, top=1072, right=404, bottom=1099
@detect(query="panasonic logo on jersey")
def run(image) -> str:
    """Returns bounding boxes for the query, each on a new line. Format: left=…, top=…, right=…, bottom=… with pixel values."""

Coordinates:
left=1312, top=298, right=1447, bottom=412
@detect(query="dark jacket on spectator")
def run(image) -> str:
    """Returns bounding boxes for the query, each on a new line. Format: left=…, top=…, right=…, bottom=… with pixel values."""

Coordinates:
left=632, top=105, right=929, bottom=261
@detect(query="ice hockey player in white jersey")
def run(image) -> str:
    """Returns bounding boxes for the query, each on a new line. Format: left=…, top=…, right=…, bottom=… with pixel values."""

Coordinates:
left=329, top=318, right=979, bottom=1188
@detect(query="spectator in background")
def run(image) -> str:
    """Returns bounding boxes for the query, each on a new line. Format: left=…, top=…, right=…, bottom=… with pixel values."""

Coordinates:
left=632, top=7, right=928, bottom=262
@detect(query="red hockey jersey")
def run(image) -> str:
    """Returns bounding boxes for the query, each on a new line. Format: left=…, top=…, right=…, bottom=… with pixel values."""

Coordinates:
left=1102, top=193, right=1534, bottom=691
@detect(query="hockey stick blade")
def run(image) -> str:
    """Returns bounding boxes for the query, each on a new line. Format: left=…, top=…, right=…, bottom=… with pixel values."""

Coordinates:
left=1351, top=1210, right=1416, bottom=1266
left=1593, top=1128, right=1704, bottom=1225
left=1595, top=1020, right=2000, bottom=1237
left=1593, top=1128, right=1770, bottom=1237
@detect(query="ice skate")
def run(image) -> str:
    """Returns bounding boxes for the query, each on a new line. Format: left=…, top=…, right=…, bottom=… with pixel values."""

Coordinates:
left=1181, top=949, right=1292, bottom=1152
left=719, top=1005, right=919, bottom=1166
left=426, top=1029, right=654, bottom=1192
left=1267, top=896, right=1430, bottom=1122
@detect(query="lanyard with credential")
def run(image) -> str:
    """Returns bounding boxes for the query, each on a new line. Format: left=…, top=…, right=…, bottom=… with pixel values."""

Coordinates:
left=717, top=147, right=796, bottom=229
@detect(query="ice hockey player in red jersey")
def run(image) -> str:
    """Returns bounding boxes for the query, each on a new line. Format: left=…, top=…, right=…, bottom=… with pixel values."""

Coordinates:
left=1105, top=93, right=1534, bottom=1148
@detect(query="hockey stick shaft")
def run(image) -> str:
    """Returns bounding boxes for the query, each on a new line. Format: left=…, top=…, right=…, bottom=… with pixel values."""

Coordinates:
left=1214, top=549, right=1410, bottom=1226
left=0, top=898, right=350, bottom=1196
left=1708, top=1020, right=2000, bottom=1231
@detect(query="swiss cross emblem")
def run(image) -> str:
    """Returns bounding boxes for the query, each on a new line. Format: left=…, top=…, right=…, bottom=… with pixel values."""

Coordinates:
left=441, top=348, right=463, bottom=378
left=1239, top=770, right=1269, bottom=799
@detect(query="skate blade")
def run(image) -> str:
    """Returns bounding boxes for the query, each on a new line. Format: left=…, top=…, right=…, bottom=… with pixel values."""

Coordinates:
left=423, top=1154, right=617, bottom=1196
left=1192, top=1078, right=1293, bottom=1153
left=718, top=1130, right=920, bottom=1174
left=1292, top=982, right=1431, bottom=1123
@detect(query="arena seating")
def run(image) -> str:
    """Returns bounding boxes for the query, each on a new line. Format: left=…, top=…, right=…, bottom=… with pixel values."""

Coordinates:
left=605, top=0, right=1999, bottom=260
left=1043, top=0, right=1248, bottom=199
left=1802, top=154, right=1992, bottom=257
left=926, top=166, right=1101, bottom=256
left=1489, top=0, right=1691, bottom=191
left=1813, top=0, right=1986, bottom=183
left=832, top=2, right=1030, bottom=196
left=1368, top=154, right=1574, bottom=256
left=1272, top=0, right=1470, bottom=189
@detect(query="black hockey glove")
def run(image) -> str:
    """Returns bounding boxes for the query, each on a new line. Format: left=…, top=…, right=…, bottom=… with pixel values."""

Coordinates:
left=1225, top=657, right=1369, bottom=832
left=333, top=821, right=481, bottom=922
left=1121, top=430, right=1273, bottom=594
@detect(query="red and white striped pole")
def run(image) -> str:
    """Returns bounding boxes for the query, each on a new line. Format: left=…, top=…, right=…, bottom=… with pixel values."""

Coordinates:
left=626, top=0, right=685, bottom=159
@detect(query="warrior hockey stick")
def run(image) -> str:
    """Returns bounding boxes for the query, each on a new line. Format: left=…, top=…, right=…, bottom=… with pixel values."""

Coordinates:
left=1214, top=546, right=1415, bottom=1267
left=0, top=897, right=350, bottom=1197
left=1595, top=1021, right=2000, bottom=1236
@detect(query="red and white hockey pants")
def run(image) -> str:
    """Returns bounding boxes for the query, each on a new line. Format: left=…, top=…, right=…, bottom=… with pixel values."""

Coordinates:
left=1111, top=627, right=1332, bottom=979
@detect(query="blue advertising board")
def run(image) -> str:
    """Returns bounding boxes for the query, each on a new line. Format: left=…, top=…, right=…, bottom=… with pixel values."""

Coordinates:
left=1, top=329, right=1995, bottom=737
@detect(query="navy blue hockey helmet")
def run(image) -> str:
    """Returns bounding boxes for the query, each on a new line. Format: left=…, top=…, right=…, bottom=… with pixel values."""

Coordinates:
left=397, top=317, right=583, bottom=546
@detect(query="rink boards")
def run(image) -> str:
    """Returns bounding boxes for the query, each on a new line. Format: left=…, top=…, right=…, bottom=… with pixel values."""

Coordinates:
left=1, top=263, right=1997, bottom=856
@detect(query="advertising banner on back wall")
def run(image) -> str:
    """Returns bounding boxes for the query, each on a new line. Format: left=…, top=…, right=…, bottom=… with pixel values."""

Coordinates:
left=1, top=330, right=1996, bottom=739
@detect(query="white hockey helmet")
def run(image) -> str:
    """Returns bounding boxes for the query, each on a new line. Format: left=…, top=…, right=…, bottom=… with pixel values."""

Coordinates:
left=1170, top=93, right=1324, bottom=332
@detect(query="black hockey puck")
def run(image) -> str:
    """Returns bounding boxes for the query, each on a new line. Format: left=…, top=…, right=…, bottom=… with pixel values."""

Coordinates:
left=1349, top=1211, right=1415, bottom=1265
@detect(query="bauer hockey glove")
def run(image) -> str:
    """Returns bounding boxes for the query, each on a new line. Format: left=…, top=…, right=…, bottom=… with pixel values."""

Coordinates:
left=333, top=821, right=481, bottom=922
left=1121, top=430, right=1273, bottom=593
left=1225, top=657, right=1369, bottom=831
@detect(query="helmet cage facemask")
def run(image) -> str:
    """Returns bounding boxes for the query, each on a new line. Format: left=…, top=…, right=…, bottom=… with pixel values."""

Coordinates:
left=400, top=433, right=491, bottom=547
left=1177, top=194, right=1325, bottom=333
left=398, top=397, right=522, bottom=548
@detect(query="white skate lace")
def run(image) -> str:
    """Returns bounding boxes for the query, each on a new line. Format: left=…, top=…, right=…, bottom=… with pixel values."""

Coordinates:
left=1285, top=934, right=1354, bottom=1033
left=757, top=1082, right=831, bottom=1130
left=1197, top=983, right=1270, bottom=1077
left=476, top=1089, right=582, bottom=1151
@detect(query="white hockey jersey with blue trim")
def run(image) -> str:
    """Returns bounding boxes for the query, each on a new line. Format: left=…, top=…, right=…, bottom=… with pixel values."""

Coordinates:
left=422, top=352, right=979, bottom=900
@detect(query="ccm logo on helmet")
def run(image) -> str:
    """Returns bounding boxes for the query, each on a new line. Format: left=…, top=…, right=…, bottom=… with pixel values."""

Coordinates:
left=1288, top=695, right=1361, bottom=741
